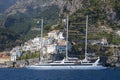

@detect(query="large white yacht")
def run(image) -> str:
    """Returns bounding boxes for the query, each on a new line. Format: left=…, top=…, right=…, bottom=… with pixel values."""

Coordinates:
left=26, top=57, right=106, bottom=70
left=25, top=16, right=107, bottom=70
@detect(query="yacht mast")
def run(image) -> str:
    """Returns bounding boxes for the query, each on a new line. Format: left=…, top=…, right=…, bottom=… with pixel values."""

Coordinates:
left=66, top=15, right=69, bottom=60
left=40, top=19, right=43, bottom=62
left=85, top=15, right=88, bottom=59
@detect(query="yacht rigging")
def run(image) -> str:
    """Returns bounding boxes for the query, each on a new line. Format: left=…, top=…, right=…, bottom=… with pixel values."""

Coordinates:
left=25, top=16, right=106, bottom=70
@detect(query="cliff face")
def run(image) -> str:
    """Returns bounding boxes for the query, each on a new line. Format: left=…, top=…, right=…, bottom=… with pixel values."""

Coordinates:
left=0, top=0, right=119, bottom=43
left=107, top=56, right=120, bottom=67
left=4, top=0, right=120, bottom=25
left=5, top=0, right=84, bottom=16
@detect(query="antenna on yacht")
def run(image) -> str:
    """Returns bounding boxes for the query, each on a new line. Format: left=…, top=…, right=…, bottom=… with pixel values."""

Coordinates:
left=66, top=15, right=69, bottom=60
left=85, top=15, right=88, bottom=60
left=39, top=18, right=44, bottom=63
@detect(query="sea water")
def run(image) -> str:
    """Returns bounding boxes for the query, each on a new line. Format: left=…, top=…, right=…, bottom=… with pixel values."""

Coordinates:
left=0, top=68, right=120, bottom=80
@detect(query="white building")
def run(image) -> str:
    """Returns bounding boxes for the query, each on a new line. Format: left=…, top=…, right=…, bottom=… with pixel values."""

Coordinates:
left=57, top=39, right=72, bottom=54
left=10, top=29, right=72, bottom=59
left=48, top=30, right=60, bottom=39
left=101, top=38, right=108, bottom=45
left=42, top=37, right=53, bottom=45
left=22, top=41, right=32, bottom=51
left=32, top=37, right=40, bottom=45
left=48, top=30, right=65, bottom=40
left=91, top=40, right=101, bottom=45
left=57, top=32, right=65, bottom=40
left=10, top=46, right=23, bottom=62
left=90, top=38, right=108, bottom=46
left=10, top=49, right=17, bottom=62
left=22, top=38, right=40, bottom=52
left=46, top=44, right=57, bottom=54
left=116, top=30, right=120, bottom=36
left=23, top=45, right=31, bottom=51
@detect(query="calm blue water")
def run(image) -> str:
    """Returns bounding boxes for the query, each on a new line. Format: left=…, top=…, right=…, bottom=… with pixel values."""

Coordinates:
left=0, top=68, right=120, bottom=80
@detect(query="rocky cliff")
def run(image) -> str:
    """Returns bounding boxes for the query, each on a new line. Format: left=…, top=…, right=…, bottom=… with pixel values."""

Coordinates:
left=5, top=0, right=84, bottom=16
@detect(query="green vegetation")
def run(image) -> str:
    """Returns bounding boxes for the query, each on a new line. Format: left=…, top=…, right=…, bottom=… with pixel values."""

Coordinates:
left=4, top=5, right=60, bottom=40
left=0, top=0, right=120, bottom=57
left=5, top=13, right=33, bottom=34
left=17, top=51, right=40, bottom=60
left=0, top=28, right=24, bottom=51
left=65, top=0, right=120, bottom=56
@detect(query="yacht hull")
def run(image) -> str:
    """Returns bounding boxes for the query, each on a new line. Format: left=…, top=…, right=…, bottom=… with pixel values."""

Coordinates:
left=25, top=65, right=106, bottom=70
